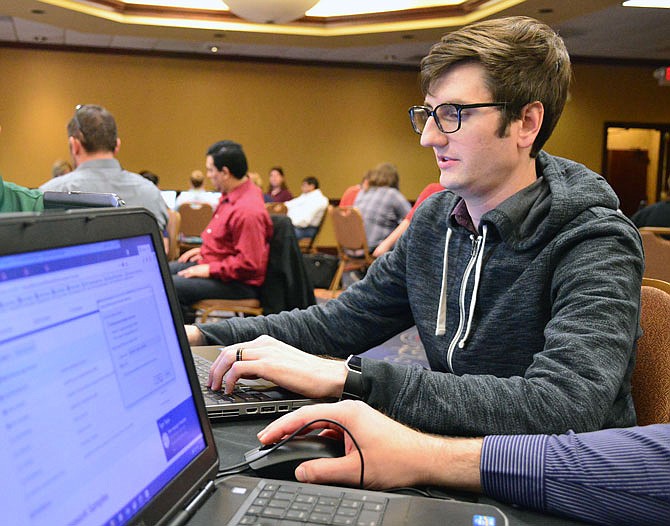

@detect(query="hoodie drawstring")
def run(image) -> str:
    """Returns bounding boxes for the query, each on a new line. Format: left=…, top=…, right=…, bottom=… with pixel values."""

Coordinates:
left=459, top=224, right=487, bottom=348
left=436, top=224, right=488, bottom=371
left=434, top=228, right=452, bottom=336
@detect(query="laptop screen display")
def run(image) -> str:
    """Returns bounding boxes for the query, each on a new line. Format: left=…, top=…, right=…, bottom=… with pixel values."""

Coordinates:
left=0, top=234, right=205, bottom=526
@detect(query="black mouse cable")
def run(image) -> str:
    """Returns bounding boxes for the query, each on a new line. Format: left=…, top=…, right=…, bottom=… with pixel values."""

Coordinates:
left=215, top=418, right=366, bottom=489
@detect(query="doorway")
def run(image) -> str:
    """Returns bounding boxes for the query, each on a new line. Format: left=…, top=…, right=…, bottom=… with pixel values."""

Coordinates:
left=602, top=122, right=670, bottom=217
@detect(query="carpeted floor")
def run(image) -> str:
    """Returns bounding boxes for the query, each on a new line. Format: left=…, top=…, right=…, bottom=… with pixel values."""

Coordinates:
left=360, top=326, right=428, bottom=367
left=315, top=294, right=428, bottom=367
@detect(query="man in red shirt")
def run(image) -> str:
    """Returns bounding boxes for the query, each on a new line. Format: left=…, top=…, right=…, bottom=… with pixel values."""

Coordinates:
left=169, top=140, right=272, bottom=322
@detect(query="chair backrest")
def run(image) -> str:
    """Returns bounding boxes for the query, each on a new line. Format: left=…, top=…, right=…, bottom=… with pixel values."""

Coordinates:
left=329, top=205, right=373, bottom=261
left=177, top=202, right=213, bottom=237
left=166, top=209, right=181, bottom=261
left=298, top=208, right=328, bottom=253
left=632, top=278, right=670, bottom=425
left=639, top=227, right=670, bottom=282
left=265, top=202, right=288, bottom=215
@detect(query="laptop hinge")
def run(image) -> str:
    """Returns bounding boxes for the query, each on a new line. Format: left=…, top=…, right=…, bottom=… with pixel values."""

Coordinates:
left=166, top=480, right=216, bottom=526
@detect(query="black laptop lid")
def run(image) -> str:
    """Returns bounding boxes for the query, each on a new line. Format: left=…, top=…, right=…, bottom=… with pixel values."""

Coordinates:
left=0, top=208, right=218, bottom=526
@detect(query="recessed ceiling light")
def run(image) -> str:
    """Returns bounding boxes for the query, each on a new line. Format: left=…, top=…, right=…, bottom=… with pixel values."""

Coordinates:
left=31, top=9, right=45, bottom=14
left=210, top=45, right=219, bottom=52
left=622, top=1, right=670, bottom=7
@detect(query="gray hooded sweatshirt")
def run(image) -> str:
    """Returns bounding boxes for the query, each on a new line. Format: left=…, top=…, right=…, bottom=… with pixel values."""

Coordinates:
left=198, top=151, right=643, bottom=436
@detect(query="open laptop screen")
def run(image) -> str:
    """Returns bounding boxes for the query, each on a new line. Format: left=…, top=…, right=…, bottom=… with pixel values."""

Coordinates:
left=0, top=234, right=206, bottom=526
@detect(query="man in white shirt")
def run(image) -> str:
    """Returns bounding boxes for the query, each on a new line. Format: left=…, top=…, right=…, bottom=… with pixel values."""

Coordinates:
left=285, top=176, right=329, bottom=240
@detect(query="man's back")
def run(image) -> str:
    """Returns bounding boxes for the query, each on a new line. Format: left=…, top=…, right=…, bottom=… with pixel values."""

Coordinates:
left=40, top=159, right=168, bottom=230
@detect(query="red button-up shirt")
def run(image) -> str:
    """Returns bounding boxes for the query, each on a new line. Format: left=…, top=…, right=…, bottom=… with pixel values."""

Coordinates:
left=200, top=179, right=273, bottom=286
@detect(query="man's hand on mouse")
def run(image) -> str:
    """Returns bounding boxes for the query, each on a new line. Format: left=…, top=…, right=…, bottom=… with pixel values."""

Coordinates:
left=208, top=335, right=348, bottom=399
left=256, top=400, right=484, bottom=491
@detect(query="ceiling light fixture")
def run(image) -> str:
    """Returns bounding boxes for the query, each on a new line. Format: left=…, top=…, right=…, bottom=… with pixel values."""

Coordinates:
left=622, top=1, right=670, bottom=7
left=223, top=0, right=320, bottom=24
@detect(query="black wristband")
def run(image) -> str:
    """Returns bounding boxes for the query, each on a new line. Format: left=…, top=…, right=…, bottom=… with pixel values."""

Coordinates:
left=340, top=355, right=363, bottom=401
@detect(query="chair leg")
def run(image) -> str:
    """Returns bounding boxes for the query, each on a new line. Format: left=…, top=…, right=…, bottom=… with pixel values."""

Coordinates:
left=329, top=261, right=346, bottom=292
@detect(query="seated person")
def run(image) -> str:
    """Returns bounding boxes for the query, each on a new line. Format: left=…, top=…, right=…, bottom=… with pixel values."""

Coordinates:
left=256, top=401, right=670, bottom=525
left=353, top=162, right=411, bottom=252
left=285, top=176, right=329, bottom=240
left=39, top=104, right=169, bottom=231
left=373, top=182, right=445, bottom=257
left=169, top=140, right=272, bottom=323
left=175, top=169, right=221, bottom=210
left=51, top=159, right=72, bottom=178
left=631, top=178, right=670, bottom=232
left=264, top=166, right=293, bottom=203
left=339, top=170, right=370, bottom=207
left=186, top=17, right=643, bottom=438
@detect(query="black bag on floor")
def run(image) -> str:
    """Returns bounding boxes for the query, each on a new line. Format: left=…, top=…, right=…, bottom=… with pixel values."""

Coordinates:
left=302, top=253, right=339, bottom=289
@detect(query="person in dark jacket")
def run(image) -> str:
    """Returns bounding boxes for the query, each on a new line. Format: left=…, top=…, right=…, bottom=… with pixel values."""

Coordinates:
left=187, top=17, right=643, bottom=437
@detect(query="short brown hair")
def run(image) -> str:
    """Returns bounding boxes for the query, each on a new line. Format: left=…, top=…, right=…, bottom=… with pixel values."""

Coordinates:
left=420, top=16, right=571, bottom=157
left=67, top=104, right=118, bottom=153
left=368, top=162, right=399, bottom=189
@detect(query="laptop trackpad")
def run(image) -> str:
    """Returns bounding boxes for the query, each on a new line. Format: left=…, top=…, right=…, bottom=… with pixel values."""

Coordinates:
left=405, top=497, right=508, bottom=525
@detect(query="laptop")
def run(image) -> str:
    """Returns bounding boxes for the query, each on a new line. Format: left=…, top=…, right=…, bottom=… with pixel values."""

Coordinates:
left=192, top=346, right=331, bottom=420
left=43, top=190, right=126, bottom=209
left=0, top=208, right=509, bottom=526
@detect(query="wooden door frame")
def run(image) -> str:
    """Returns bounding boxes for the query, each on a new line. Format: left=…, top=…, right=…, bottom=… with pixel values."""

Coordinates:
left=602, top=121, right=670, bottom=201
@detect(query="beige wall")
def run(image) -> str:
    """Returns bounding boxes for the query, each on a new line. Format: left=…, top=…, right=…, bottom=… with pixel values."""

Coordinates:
left=0, top=47, right=437, bottom=200
left=546, top=63, right=670, bottom=172
left=1, top=47, right=670, bottom=245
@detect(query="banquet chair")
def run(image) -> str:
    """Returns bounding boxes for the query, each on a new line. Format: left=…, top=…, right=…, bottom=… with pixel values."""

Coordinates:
left=639, top=227, right=670, bottom=282
left=265, top=202, right=288, bottom=215
left=327, top=205, right=375, bottom=293
left=631, top=278, right=670, bottom=425
left=177, top=201, right=214, bottom=252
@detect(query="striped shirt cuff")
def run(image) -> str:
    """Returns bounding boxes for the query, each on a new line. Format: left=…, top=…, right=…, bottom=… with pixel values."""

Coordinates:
left=480, top=434, right=548, bottom=512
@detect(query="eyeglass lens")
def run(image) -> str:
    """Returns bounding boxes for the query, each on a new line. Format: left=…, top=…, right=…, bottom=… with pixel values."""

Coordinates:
left=410, top=104, right=461, bottom=134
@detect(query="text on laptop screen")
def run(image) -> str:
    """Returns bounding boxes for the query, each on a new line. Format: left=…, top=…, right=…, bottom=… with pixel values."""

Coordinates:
left=0, top=235, right=206, bottom=526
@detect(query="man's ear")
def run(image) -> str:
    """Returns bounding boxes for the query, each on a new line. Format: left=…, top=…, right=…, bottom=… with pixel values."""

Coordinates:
left=114, top=137, right=121, bottom=155
left=69, top=136, right=81, bottom=156
left=517, top=101, right=544, bottom=150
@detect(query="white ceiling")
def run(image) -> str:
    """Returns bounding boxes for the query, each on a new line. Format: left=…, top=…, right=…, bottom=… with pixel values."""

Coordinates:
left=0, top=1, right=668, bottom=67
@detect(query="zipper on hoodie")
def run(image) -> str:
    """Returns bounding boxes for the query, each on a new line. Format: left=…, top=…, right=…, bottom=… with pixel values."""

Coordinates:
left=445, top=234, right=482, bottom=372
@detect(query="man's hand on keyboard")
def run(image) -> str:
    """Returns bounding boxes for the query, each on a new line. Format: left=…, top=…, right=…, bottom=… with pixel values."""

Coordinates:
left=208, top=335, right=348, bottom=399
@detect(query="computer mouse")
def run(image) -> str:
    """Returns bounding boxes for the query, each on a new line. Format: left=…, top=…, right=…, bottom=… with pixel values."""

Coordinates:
left=244, top=435, right=345, bottom=481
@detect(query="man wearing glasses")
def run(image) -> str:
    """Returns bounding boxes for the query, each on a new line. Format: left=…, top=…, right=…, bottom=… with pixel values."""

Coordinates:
left=40, top=104, right=169, bottom=231
left=188, top=17, right=643, bottom=439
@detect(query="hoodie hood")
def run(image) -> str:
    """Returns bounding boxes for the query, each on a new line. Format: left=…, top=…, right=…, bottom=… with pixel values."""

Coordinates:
left=482, top=151, right=621, bottom=250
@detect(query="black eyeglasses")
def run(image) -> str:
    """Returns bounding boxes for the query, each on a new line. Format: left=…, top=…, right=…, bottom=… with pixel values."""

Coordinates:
left=408, top=102, right=506, bottom=134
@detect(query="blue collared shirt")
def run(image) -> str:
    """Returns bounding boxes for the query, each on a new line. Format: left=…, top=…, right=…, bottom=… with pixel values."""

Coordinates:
left=481, top=424, right=670, bottom=524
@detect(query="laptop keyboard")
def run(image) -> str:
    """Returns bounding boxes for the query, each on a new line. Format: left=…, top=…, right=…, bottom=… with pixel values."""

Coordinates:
left=236, top=481, right=388, bottom=526
left=193, top=353, right=275, bottom=405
